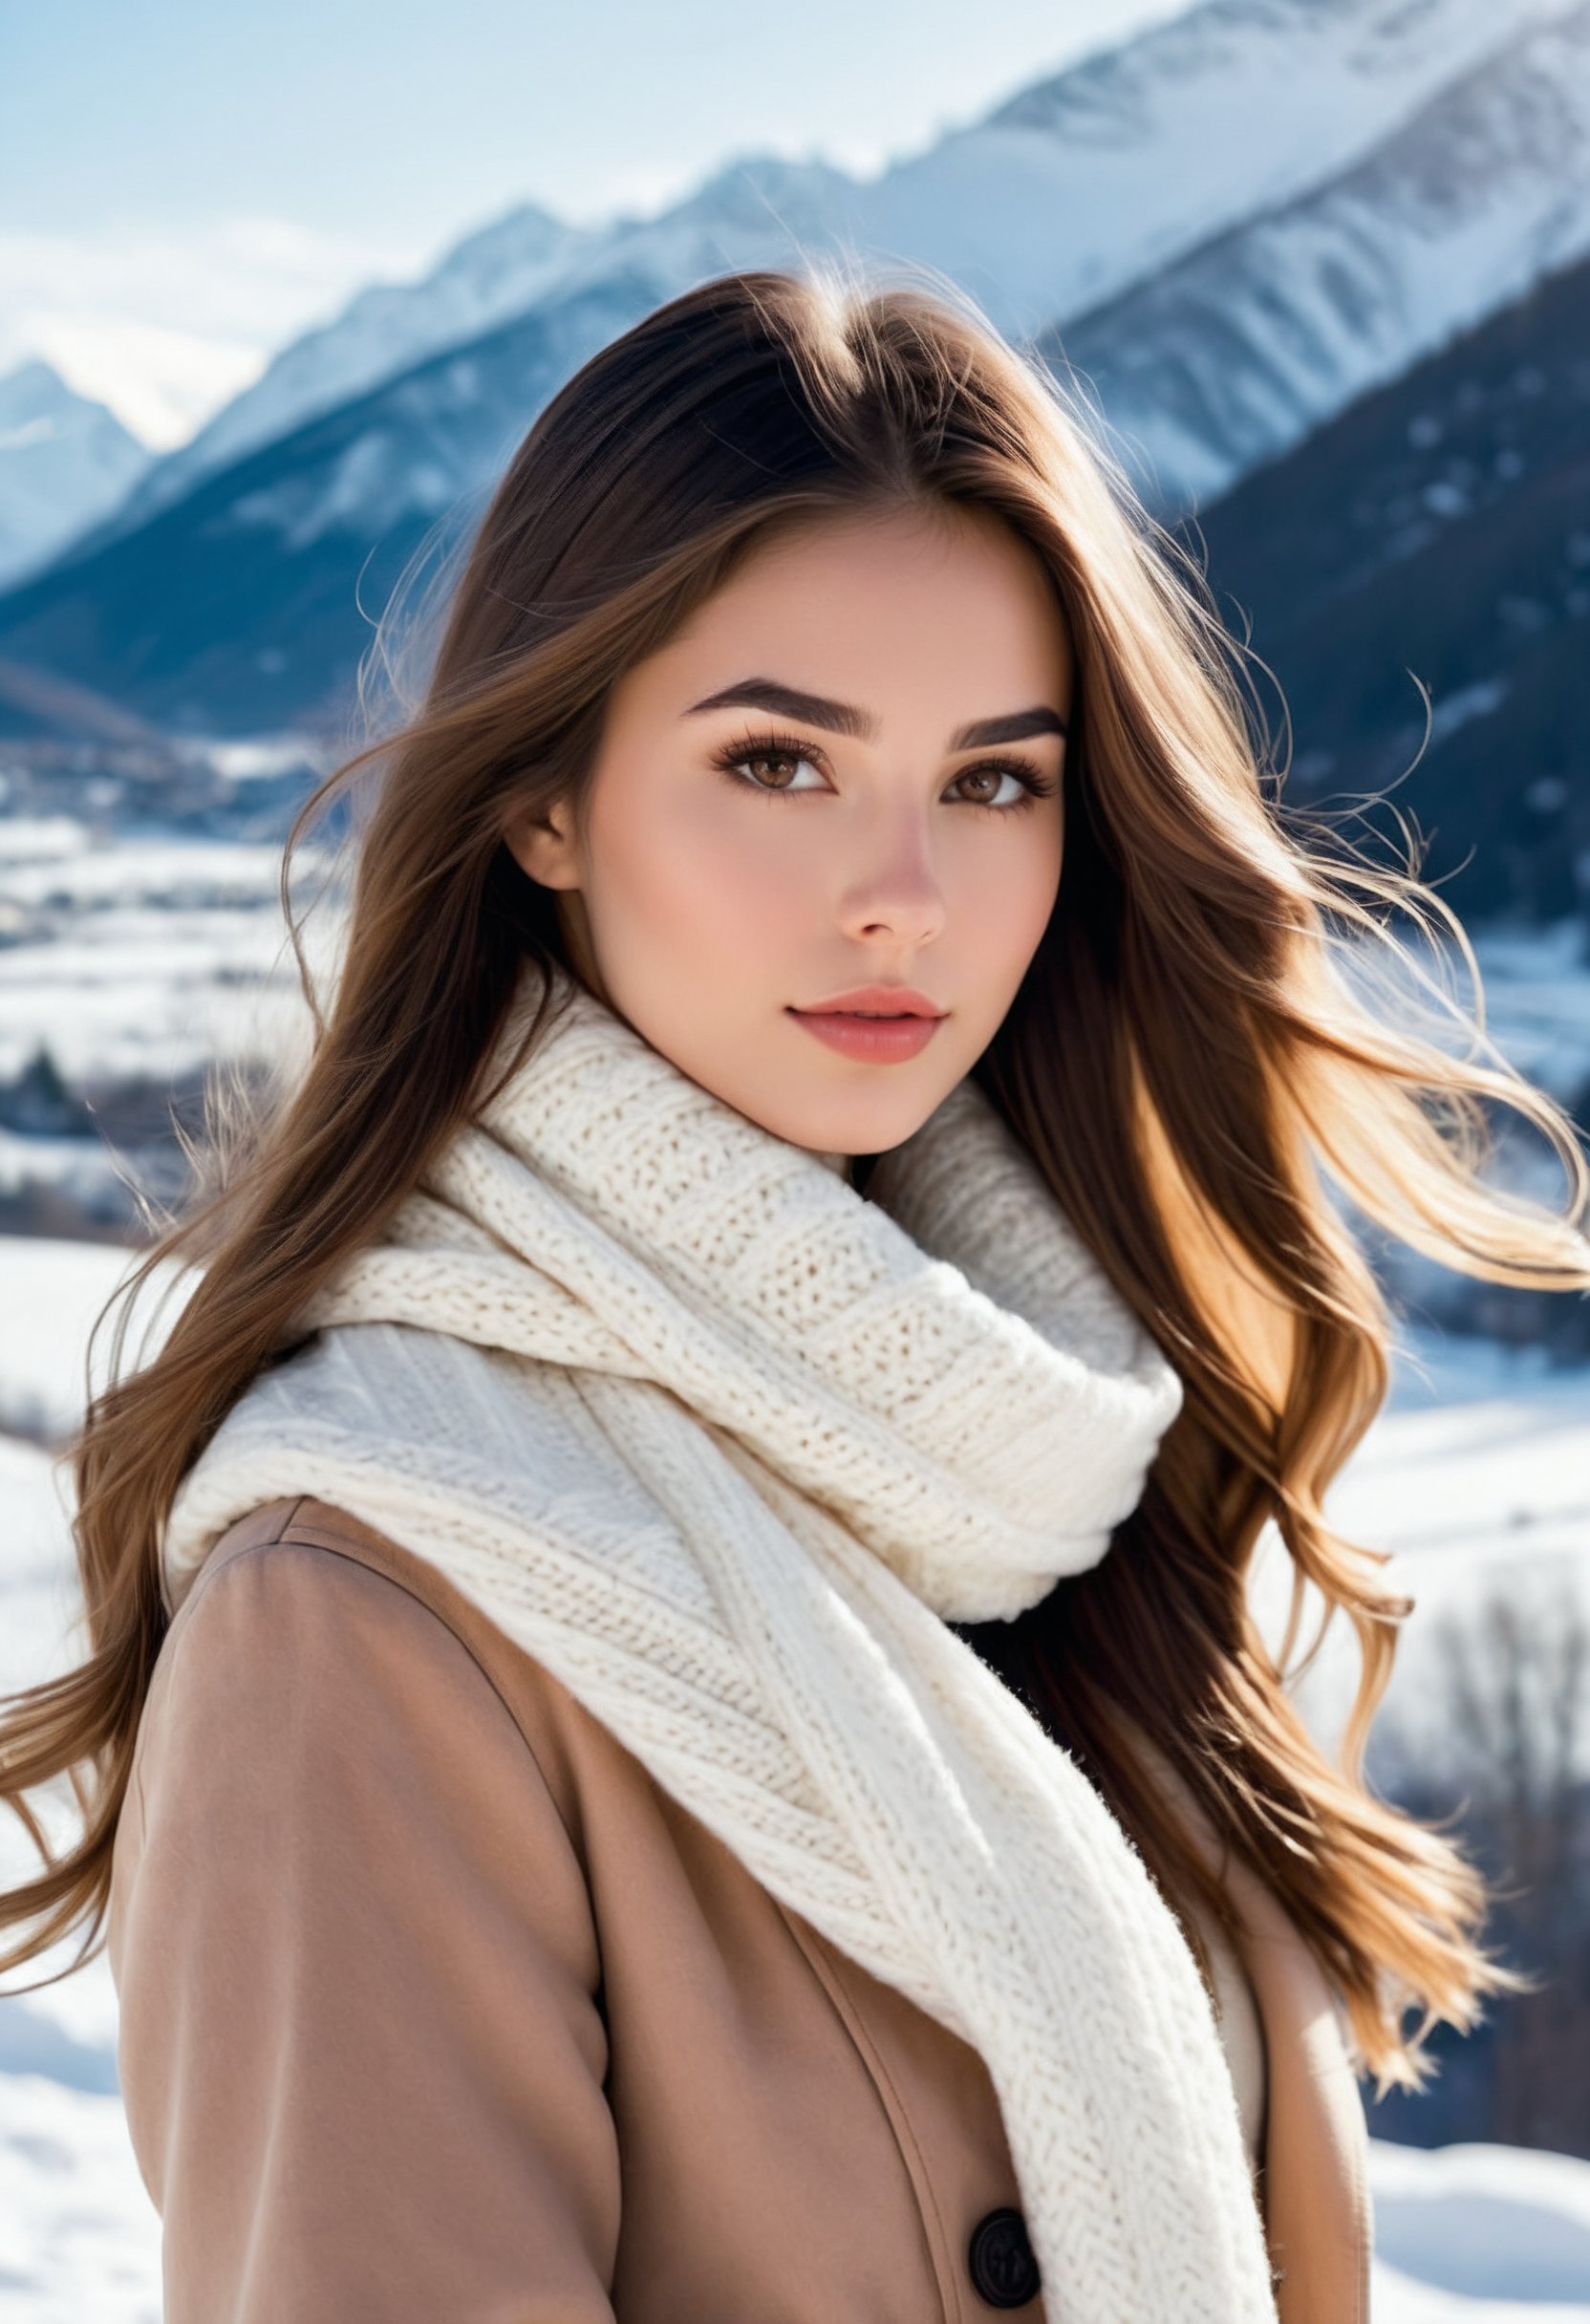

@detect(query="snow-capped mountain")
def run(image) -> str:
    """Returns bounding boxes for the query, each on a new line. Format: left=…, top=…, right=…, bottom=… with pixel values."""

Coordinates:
left=73, top=0, right=1573, bottom=556
left=76, top=162, right=861, bottom=557
left=6, top=0, right=1589, bottom=743
left=100, top=201, right=599, bottom=543
left=1054, top=2, right=1590, bottom=509
left=0, top=266, right=696, bottom=730
left=864, top=0, right=1573, bottom=335
left=0, top=362, right=151, bottom=590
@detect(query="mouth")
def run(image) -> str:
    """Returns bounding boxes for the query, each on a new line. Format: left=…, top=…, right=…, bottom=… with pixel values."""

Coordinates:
left=786, top=992, right=948, bottom=1065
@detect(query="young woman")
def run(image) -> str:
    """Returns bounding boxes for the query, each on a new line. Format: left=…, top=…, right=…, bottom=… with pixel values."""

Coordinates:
left=4, top=267, right=1588, bottom=2324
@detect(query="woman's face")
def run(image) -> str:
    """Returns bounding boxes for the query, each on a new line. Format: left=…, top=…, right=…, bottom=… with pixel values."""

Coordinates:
left=505, top=501, right=1071, bottom=1162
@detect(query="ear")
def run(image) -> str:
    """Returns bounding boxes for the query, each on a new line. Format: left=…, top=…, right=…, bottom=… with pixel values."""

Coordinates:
left=504, top=797, right=583, bottom=892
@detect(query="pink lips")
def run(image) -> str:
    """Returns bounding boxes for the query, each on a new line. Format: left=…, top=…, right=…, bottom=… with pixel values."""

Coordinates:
left=786, top=984, right=948, bottom=1065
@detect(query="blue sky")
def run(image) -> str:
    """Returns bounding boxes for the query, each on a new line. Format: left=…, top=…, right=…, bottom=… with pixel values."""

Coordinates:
left=0, top=0, right=1183, bottom=443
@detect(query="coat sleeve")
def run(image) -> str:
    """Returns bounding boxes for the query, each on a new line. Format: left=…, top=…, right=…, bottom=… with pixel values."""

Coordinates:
left=107, top=1534, right=622, bottom=2323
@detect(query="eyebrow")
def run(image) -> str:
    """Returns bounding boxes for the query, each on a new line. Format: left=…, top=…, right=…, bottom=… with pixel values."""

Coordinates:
left=683, top=677, right=1068, bottom=751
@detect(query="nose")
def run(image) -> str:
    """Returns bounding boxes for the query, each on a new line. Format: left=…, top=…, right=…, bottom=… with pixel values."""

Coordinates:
left=836, top=801, right=947, bottom=948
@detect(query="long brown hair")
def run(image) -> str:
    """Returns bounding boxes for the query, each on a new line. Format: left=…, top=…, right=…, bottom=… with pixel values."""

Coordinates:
left=5, top=262, right=1587, bottom=2090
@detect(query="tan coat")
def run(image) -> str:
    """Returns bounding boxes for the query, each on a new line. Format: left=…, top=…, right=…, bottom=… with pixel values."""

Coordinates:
left=107, top=1494, right=1371, bottom=2322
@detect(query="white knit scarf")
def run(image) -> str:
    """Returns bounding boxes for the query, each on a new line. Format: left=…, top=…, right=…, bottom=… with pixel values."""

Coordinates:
left=161, top=962, right=1280, bottom=2323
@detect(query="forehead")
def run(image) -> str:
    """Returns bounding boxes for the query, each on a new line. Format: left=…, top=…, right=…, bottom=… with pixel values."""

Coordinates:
left=649, top=502, right=1074, bottom=715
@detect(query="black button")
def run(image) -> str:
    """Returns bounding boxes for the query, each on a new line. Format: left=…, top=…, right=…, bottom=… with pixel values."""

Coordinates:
left=967, top=2206, right=1042, bottom=2309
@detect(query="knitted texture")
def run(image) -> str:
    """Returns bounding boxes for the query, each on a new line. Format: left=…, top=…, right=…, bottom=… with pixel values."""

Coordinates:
left=162, top=962, right=1280, bottom=2323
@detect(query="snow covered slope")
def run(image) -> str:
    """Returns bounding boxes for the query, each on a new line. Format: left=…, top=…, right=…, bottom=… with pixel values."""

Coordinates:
left=0, top=361, right=151, bottom=589
left=1056, top=3, right=1590, bottom=509
left=867, top=0, right=1574, bottom=338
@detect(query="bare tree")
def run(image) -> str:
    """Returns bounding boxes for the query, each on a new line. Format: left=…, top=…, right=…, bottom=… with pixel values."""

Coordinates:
left=1373, top=1579, right=1590, bottom=2151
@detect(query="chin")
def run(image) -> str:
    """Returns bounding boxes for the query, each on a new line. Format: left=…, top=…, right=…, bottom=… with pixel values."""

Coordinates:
left=752, top=1077, right=956, bottom=1162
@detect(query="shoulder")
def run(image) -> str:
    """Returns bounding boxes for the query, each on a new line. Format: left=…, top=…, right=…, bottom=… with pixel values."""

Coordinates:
left=110, top=1500, right=626, bottom=2304
left=178, top=1491, right=506, bottom=1637
left=140, top=1494, right=619, bottom=1850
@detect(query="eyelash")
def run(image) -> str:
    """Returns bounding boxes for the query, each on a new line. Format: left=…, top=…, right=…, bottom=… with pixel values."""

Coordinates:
left=709, top=726, right=1061, bottom=813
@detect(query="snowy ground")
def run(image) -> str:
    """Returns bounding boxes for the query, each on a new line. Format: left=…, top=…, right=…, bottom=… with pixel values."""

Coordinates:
left=1258, top=1327, right=1590, bottom=1775
left=0, top=813, right=338, bottom=1092
left=0, top=1238, right=159, bottom=1439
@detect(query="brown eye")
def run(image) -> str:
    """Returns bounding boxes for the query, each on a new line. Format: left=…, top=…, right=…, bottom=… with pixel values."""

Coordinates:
left=741, top=750, right=804, bottom=789
left=955, top=768, right=1004, bottom=806
left=949, top=763, right=1040, bottom=810
left=712, top=732, right=829, bottom=794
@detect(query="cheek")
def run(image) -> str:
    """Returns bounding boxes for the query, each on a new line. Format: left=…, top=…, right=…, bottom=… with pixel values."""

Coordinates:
left=585, top=781, right=811, bottom=968
left=952, top=822, right=1064, bottom=985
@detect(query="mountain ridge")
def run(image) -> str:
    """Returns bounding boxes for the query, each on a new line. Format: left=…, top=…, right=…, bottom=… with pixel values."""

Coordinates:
left=65, top=0, right=1574, bottom=560
left=2, top=0, right=1585, bottom=783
